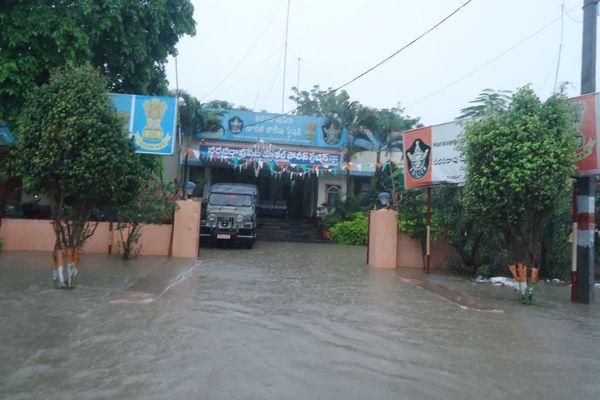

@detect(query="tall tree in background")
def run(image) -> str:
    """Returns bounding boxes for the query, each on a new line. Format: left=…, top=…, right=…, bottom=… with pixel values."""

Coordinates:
left=352, top=106, right=420, bottom=163
left=0, top=0, right=196, bottom=124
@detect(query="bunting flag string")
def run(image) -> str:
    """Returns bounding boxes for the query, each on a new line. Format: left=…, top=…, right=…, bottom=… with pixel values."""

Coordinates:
left=184, top=146, right=393, bottom=180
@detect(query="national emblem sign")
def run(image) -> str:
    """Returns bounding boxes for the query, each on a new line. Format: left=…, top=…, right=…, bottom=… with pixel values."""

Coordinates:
left=109, top=93, right=177, bottom=155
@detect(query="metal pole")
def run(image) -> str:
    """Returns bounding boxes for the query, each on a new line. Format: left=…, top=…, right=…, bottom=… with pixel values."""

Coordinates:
left=281, top=0, right=291, bottom=113
left=571, top=186, right=578, bottom=301
left=297, top=57, right=301, bottom=91
left=426, top=187, right=432, bottom=273
left=366, top=210, right=371, bottom=265
left=108, top=216, right=113, bottom=255
left=574, top=0, right=598, bottom=304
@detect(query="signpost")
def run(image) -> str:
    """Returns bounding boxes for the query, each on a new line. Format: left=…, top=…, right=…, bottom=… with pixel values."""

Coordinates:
left=402, top=121, right=466, bottom=272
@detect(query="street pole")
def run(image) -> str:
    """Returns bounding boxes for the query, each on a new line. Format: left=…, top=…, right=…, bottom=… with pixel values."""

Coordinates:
left=574, top=0, right=598, bottom=304
left=281, top=0, right=291, bottom=114
left=297, top=57, right=301, bottom=91
left=425, top=187, right=432, bottom=274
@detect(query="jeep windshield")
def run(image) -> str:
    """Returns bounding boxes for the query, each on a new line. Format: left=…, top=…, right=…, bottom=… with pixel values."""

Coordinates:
left=209, top=193, right=252, bottom=207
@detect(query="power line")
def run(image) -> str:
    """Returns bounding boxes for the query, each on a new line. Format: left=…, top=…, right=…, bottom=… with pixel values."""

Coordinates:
left=328, top=0, right=473, bottom=94
left=553, top=1, right=565, bottom=91
left=232, top=0, right=474, bottom=131
left=405, top=4, right=578, bottom=110
left=200, top=0, right=285, bottom=101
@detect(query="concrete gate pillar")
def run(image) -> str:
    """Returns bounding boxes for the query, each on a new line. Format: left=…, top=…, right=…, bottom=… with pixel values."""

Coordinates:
left=367, top=209, right=398, bottom=268
left=172, top=200, right=201, bottom=258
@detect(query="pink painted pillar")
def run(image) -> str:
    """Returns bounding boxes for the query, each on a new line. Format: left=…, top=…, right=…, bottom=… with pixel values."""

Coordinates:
left=367, top=209, right=398, bottom=268
left=172, top=200, right=201, bottom=258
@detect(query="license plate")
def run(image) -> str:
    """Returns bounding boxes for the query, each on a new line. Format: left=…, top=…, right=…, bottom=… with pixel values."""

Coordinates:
left=216, top=234, right=231, bottom=240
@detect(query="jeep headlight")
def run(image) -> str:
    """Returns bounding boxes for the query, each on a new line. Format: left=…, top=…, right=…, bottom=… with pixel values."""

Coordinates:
left=208, top=214, right=216, bottom=222
left=236, top=214, right=244, bottom=223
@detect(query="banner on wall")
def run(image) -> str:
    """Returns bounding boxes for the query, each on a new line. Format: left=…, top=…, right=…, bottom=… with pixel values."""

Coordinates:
left=109, top=93, right=177, bottom=155
left=195, top=110, right=346, bottom=149
left=200, top=144, right=341, bottom=166
left=402, top=122, right=466, bottom=189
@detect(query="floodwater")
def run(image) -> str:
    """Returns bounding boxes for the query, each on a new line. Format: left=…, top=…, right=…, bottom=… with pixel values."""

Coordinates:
left=1, top=243, right=599, bottom=399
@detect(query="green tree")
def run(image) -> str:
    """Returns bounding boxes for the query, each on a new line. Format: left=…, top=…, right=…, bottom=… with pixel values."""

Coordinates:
left=290, top=85, right=401, bottom=193
left=171, top=90, right=203, bottom=137
left=352, top=107, right=420, bottom=163
left=432, top=185, right=504, bottom=273
left=203, top=100, right=252, bottom=112
left=0, top=0, right=196, bottom=124
left=9, top=65, right=146, bottom=282
left=462, top=86, right=578, bottom=270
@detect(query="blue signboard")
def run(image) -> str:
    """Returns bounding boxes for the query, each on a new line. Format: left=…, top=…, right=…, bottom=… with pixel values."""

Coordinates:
left=200, top=144, right=341, bottom=166
left=109, top=93, right=177, bottom=155
left=0, top=126, right=13, bottom=144
left=195, top=110, right=346, bottom=149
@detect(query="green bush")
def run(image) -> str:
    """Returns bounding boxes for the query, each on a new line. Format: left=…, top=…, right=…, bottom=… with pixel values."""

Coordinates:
left=323, top=213, right=341, bottom=229
left=330, top=212, right=369, bottom=245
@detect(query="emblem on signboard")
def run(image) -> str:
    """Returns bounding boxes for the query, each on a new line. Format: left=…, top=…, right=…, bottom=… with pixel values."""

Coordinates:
left=141, top=97, right=167, bottom=140
left=572, top=101, right=595, bottom=161
left=406, top=139, right=430, bottom=179
left=306, top=122, right=316, bottom=140
left=228, top=116, right=244, bottom=134
left=322, top=118, right=342, bottom=145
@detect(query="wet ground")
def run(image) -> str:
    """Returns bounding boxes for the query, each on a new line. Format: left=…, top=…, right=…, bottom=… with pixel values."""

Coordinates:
left=1, top=243, right=599, bottom=399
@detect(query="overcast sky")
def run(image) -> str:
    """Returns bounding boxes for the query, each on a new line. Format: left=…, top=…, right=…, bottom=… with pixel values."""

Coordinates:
left=165, top=0, right=593, bottom=126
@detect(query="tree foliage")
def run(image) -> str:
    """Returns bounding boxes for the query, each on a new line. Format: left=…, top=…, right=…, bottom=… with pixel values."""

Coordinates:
left=9, top=65, right=146, bottom=249
left=290, top=85, right=368, bottom=158
left=457, top=89, right=512, bottom=120
left=352, top=107, right=420, bottom=163
left=290, top=85, right=419, bottom=161
left=0, top=0, right=196, bottom=124
left=462, top=86, right=578, bottom=267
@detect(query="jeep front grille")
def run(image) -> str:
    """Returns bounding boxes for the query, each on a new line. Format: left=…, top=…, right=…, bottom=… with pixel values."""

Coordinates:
left=217, top=216, right=235, bottom=228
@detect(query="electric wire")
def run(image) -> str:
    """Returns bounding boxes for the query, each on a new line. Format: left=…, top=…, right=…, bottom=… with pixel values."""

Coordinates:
left=227, top=0, right=474, bottom=131
left=553, top=1, right=565, bottom=91
left=405, top=3, right=579, bottom=110
left=200, top=0, right=286, bottom=101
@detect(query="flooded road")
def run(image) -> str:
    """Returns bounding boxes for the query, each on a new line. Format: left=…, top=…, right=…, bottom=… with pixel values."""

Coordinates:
left=1, top=243, right=599, bottom=399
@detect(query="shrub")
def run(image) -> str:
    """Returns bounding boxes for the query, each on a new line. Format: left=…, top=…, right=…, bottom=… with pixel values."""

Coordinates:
left=323, top=213, right=341, bottom=230
left=116, top=178, right=178, bottom=260
left=330, top=212, right=369, bottom=245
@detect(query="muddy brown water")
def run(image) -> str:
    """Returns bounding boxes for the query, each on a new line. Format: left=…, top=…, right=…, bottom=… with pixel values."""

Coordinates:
left=1, top=243, right=599, bottom=399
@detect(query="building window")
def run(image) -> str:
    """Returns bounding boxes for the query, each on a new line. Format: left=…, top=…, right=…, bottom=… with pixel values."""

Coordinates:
left=326, top=185, right=341, bottom=205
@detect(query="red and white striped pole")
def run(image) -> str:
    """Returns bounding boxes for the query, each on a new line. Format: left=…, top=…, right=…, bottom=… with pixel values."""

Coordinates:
left=573, top=0, right=597, bottom=304
left=571, top=187, right=578, bottom=301
left=575, top=177, right=596, bottom=303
